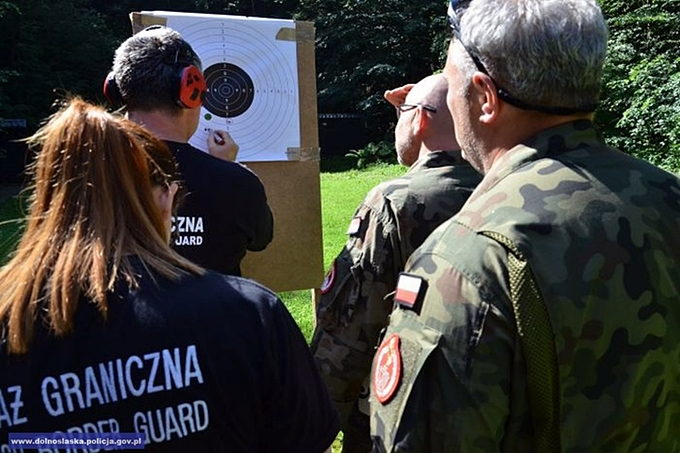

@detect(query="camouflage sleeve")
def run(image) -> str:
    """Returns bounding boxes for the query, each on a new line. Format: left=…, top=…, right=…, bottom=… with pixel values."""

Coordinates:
left=370, top=224, right=534, bottom=452
left=311, top=197, right=402, bottom=429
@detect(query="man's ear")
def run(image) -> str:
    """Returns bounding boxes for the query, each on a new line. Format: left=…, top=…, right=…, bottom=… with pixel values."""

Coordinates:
left=413, top=106, right=429, bottom=138
left=471, top=72, right=500, bottom=124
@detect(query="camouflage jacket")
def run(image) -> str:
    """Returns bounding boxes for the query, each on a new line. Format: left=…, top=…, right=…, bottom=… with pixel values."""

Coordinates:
left=370, top=121, right=680, bottom=452
left=311, top=150, right=481, bottom=428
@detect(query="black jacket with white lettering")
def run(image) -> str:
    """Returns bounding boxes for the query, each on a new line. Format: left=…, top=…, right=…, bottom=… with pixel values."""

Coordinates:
left=168, top=141, right=274, bottom=276
left=0, top=262, right=339, bottom=452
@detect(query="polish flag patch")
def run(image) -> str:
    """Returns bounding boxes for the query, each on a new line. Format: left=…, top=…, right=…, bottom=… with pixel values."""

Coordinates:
left=373, top=334, right=402, bottom=404
left=394, top=273, right=425, bottom=309
left=346, top=216, right=362, bottom=235
left=320, top=261, right=337, bottom=295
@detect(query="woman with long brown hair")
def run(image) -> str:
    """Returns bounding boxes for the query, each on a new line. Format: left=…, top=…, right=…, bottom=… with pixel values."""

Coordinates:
left=0, top=98, right=338, bottom=452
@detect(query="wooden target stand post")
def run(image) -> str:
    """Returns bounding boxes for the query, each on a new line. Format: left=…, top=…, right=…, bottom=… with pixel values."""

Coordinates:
left=131, top=12, right=324, bottom=295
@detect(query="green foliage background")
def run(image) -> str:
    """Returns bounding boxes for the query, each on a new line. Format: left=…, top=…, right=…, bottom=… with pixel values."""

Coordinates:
left=597, top=0, right=680, bottom=172
left=0, top=0, right=679, bottom=172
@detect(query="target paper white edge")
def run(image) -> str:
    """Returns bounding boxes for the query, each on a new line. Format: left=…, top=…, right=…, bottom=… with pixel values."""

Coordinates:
left=143, top=11, right=301, bottom=162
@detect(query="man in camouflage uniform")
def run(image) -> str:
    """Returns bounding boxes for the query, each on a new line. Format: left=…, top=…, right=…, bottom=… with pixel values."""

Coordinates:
left=369, top=0, right=680, bottom=451
left=311, top=74, right=481, bottom=452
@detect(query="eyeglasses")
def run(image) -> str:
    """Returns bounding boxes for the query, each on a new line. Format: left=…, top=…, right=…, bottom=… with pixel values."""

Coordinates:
left=446, top=0, right=598, bottom=115
left=169, top=179, right=187, bottom=211
left=396, top=103, right=437, bottom=118
left=446, top=1, right=490, bottom=79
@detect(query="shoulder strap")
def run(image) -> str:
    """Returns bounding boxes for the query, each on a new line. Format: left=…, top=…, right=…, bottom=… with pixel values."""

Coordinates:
left=480, top=230, right=561, bottom=452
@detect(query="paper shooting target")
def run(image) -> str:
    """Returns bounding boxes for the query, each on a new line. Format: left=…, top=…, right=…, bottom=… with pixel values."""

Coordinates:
left=154, top=12, right=301, bottom=162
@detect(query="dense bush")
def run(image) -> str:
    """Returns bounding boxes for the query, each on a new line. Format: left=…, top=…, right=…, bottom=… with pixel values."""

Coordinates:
left=597, top=0, right=680, bottom=173
left=345, top=141, right=396, bottom=169
left=606, top=56, right=680, bottom=172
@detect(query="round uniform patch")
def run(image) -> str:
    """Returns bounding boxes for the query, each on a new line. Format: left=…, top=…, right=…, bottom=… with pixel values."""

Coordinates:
left=320, top=260, right=337, bottom=295
left=373, top=333, right=402, bottom=404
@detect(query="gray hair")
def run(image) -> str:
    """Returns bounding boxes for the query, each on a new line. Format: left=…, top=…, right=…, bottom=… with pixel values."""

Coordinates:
left=457, top=0, right=608, bottom=113
left=111, top=26, right=202, bottom=114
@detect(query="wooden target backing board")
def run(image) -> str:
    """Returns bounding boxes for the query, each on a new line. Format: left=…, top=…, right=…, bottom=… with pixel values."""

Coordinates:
left=131, top=12, right=323, bottom=293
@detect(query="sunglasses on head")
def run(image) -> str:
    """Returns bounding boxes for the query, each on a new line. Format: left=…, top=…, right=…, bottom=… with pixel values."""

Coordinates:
left=446, top=0, right=598, bottom=115
left=447, top=0, right=468, bottom=37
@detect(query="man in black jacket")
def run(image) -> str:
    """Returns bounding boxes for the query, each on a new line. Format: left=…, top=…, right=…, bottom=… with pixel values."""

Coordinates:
left=105, top=25, right=273, bottom=276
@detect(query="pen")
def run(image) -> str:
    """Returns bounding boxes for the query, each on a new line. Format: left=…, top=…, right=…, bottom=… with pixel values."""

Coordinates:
left=213, top=131, right=225, bottom=145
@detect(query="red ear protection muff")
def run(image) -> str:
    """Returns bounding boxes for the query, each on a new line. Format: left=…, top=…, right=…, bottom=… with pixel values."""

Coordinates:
left=174, top=65, right=206, bottom=109
left=102, top=67, right=205, bottom=110
left=103, top=72, right=123, bottom=108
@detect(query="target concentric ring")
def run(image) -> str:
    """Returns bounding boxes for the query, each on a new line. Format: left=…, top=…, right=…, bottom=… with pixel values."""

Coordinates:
left=203, top=63, right=255, bottom=118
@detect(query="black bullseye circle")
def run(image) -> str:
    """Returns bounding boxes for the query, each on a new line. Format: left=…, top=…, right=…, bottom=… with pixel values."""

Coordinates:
left=203, top=63, right=255, bottom=118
